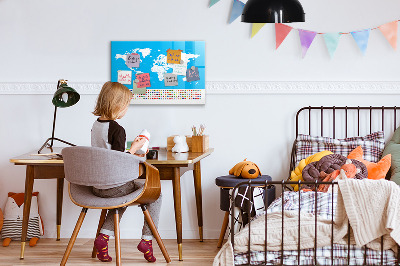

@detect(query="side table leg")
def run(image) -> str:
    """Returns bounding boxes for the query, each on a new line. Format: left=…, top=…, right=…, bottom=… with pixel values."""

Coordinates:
left=172, top=167, right=183, bottom=261
left=217, top=211, right=230, bottom=248
left=193, top=161, right=203, bottom=242
left=20, top=165, right=35, bottom=259
left=56, top=178, right=64, bottom=241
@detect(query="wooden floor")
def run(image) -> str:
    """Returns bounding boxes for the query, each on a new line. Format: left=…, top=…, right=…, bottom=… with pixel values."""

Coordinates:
left=0, top=239, right=221, bottom=265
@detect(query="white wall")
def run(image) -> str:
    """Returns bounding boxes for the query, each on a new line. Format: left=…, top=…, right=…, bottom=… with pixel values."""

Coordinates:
left=1, top=0, right=400, bottom=240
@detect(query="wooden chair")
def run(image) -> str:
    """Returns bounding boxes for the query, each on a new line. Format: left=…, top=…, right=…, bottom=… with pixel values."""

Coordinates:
left=60, top=146, right=171, bottom=265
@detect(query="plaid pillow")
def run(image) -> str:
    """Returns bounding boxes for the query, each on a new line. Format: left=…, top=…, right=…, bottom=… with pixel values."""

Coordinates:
left=295, top=131, right=385, bottom=166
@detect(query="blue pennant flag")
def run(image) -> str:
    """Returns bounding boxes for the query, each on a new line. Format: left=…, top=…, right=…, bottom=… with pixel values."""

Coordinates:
left=209, top=0, right=221, bottom=7
left=323, top=33, right=341, bottom=58
left=229, top=0, right=245, bottom=23
left=351, top=29, right=371, bottom=55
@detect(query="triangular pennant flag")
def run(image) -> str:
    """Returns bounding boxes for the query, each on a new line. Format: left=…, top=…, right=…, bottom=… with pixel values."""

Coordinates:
left=251, top=23, right=266, bottom=38
left=323, top=33, right=341, bottom=58
left=229, top=0, right=245, bottom=24
left=209, top=0, right=220, bottom=7
left=298, top=29, right=317, bottom=58
left=378, top=21, right=398, bottom=50
left=351, top=29, right=370, bottom=55
left=275, top=23, right=293, bottom=49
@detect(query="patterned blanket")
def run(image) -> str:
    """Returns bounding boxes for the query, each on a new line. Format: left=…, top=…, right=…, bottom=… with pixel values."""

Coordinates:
left=214, top=190, right=397, bottom=266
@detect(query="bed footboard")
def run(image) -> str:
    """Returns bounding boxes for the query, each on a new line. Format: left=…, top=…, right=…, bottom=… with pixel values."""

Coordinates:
left=230, top=180, right=400, bottom=266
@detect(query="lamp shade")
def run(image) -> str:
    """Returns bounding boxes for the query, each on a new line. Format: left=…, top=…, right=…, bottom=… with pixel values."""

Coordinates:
left=241, top=0, right=305, bottom=23
left=52, top=84, right=80, bottom=108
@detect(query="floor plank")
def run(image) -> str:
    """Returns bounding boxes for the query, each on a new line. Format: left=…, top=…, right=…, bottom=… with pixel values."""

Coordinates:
left=0, top=239, right=221, bottom=265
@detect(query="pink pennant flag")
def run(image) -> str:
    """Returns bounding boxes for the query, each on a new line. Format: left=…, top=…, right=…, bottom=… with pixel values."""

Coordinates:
left=298, top=29, right=318, bottom=58
left=378, top=21, right=398, bottom=50
left=275, top=23, right=293, bottom=49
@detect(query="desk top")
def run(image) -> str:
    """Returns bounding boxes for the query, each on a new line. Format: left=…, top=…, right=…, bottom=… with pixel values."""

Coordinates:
left=10, top=147, right=214, bottom=166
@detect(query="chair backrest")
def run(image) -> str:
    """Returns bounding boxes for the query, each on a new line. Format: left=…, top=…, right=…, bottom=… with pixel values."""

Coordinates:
left=62, top=146, right=145, bottom=187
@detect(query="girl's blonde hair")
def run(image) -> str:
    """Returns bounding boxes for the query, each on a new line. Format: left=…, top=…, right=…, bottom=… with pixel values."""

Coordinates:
left=93, top=82, right=132, bottom=120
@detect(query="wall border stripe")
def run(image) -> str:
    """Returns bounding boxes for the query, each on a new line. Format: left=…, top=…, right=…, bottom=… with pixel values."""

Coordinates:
left=0, top=81, right=399, bottom=95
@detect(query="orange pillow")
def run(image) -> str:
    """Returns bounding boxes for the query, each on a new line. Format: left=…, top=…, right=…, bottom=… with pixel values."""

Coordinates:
left=347, top=146, right=391, bottom=180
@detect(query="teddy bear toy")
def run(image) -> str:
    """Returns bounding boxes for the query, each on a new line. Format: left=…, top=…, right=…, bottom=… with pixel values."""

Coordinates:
left=172, top=135, right=189, bottom=153
left=1, top=192, right=44, bottom=247
left=229, top=159, right=261, bottom=179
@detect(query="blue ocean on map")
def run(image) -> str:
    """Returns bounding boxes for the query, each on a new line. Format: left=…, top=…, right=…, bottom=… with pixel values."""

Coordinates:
left=111, top=41, right=205, bottom=91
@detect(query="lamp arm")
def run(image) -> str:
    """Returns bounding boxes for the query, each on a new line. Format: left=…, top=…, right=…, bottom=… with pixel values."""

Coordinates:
left=50, top=79, right=61, bottom=148
left=50, top=105, right=57, bottom=148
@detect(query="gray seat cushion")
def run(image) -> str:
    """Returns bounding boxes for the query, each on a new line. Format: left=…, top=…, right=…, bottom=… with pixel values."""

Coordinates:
left=69, top=180, right=145, bottom=208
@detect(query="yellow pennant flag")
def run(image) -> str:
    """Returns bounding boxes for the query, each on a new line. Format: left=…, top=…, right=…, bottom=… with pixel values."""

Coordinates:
left=251, top=23, right=266, bottom=38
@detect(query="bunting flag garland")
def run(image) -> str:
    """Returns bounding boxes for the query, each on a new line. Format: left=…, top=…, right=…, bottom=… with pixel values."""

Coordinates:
left=251, top=23, right=266, bottom=38
left=229, top=0, right=245, bottom=24
left=323, top=33, right=341, bottom=58
left=351, top=29, right=370, bottom=55
left=209, top=0, right=220, bottom=7
left=298, top=30, right=317, bottom=58
left=378, top=21, right=398, bottom=50
left=275, top=23, right=293, bottom=49
left=210, top=4, right=400, bottom=57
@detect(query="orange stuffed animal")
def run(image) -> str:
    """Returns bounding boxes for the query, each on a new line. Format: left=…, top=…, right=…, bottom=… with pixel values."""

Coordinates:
left=229, top=159, right=261, bottom=179
left=1, top=192, right=43, bottom=247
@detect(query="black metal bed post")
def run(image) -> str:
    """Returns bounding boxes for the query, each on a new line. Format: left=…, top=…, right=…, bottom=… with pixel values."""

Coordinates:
left=298, top=180, right=301, bottom=266
left=314, top=180, right=318, bottom=266
left=345, top=106, right=348, bottom=138
left=333, top=106, right=336, bottom=138
left=281, top=181, right=285, bottom=266
left=331, top=182, right=334, bottom=265
left=264, top=180, right=268, bottom=266
left=320, top=106, right=324, bottom=136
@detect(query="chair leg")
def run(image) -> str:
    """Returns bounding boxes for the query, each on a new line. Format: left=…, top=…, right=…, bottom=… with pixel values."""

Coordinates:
left=217, top=211, right=230, bottom=248
left=92, top=209, right=108, bottom=258
left=141, top=205, right=171, bottom=263
left=114, top=209, right=121, bottom=266
left=60, top=208, right=88, bottom=266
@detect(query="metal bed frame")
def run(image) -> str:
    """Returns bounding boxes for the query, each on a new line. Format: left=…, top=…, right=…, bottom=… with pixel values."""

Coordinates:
left=230, top=106, right=400, bottom=266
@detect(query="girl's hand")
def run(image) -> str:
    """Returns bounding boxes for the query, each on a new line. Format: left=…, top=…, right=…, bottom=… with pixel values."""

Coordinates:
left=134, top=149, right=149, bottom=157
left=129, top=137, right=147, bottom=154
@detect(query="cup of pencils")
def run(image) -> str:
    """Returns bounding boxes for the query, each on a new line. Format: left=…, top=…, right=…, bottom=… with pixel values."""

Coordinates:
left=191, top=124, right=209, bottom=152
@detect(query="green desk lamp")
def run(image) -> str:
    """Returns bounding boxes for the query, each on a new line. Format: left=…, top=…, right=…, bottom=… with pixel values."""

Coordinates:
left=38, top=79, right=80, bottom=154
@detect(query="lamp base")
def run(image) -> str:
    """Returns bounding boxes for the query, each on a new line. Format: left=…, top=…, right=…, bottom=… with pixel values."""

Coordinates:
left=38, top=137, right=76, bottom=154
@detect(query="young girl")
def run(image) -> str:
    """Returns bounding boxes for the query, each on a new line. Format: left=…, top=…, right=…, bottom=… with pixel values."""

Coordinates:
left=91, top=81, right=162, bottom=263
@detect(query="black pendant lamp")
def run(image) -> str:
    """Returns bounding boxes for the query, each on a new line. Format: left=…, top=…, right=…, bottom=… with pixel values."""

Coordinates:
left=242, top=0, right=305, bottom=23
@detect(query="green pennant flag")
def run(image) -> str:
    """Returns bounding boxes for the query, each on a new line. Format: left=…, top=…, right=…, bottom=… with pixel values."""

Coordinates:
left=209, top=0, right=221, bottom=7
left=323, top=33, right=341, bottom=58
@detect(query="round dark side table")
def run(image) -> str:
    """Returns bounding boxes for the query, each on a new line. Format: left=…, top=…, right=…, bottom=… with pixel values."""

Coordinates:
left=215, top=175, right=275, bottom=248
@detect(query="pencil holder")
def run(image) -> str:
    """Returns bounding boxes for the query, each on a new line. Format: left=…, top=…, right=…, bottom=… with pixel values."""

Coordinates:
left=191, top=135, right=209, bottom=153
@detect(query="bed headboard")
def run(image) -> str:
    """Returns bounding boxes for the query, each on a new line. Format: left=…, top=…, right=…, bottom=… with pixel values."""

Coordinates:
left=290, top=106, right=400, bottom=179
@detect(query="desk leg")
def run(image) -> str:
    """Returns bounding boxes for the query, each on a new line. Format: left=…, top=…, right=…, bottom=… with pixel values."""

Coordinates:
left=56, top=178, right=64, bottom=241
left=172, top=167, right=183, bottom=261
left=193, top=161, right=203, bottom=242
left=20, top=165, right=34, bottom=259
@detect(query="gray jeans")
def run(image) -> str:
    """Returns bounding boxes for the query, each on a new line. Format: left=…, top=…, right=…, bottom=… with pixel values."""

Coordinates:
left=92, top=180, right=162, bottom=240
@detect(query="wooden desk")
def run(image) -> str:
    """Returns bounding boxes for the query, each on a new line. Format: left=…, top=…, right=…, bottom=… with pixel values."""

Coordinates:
left=9, top=148, right=64, bottom=259
left=10, top=147, right=213, bottom=261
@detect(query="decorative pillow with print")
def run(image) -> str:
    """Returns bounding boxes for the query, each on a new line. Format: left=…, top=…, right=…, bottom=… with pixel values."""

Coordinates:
left=294, top=131, right=385, bottom=167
